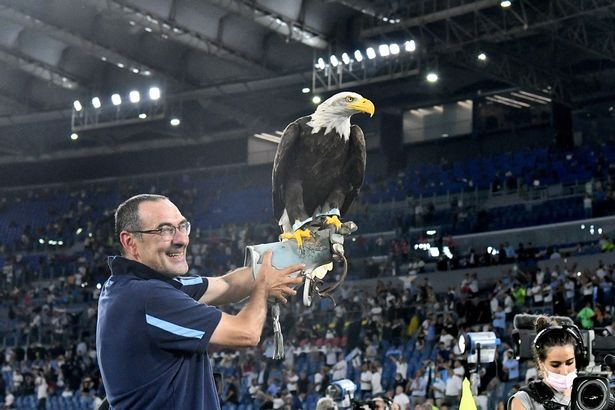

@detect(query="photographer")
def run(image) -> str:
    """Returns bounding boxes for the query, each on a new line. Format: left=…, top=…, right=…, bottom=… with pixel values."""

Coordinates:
left=508, top=316, right=578, bottom=410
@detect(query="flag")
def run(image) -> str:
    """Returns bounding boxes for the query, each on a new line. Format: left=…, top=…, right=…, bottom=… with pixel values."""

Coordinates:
left=459, top=377, right=477, bottom=410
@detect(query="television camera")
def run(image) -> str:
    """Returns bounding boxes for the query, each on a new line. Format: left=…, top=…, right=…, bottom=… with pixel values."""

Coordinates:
left=324, top=379, right=394, bottom=410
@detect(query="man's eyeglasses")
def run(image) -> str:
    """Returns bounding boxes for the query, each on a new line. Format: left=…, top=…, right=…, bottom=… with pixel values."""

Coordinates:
left=128, top=221, right=191, bottom=240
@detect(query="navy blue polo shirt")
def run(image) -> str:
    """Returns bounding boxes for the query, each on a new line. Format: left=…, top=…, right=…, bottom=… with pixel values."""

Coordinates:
left=97, top=256, right=222, bottom=410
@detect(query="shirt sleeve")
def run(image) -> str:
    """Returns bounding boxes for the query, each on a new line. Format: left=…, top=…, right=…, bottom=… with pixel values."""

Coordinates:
left=145, top=281, right=221, bottom=353
left=509, top=391, right=535, bottom=410
left=173, top=275, right=209, bottom=300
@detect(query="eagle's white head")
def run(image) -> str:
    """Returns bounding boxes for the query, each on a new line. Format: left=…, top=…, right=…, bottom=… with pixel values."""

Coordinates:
left=307, top=91, right=375, bottom=140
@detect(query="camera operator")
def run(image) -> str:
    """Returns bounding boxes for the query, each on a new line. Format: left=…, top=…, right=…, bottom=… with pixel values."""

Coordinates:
left=508, top=315, right=578, bottom=410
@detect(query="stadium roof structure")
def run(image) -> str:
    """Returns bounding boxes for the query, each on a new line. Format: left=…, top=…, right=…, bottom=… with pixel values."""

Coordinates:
left=0, top=0, right=613, bottom=165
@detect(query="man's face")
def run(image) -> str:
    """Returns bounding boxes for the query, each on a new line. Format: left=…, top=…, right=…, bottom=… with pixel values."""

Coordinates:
left=131, top=199, right=190, bottom=277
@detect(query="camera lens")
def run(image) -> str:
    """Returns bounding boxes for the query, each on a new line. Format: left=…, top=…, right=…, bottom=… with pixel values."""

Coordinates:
left=580, top=382, right=605, bottom=409
left=574, top=379, right=612, bottom=410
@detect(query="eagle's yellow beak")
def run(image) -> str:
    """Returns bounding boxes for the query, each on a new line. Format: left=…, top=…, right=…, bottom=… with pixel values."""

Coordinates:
left=348, top=97, right=375, bottom=117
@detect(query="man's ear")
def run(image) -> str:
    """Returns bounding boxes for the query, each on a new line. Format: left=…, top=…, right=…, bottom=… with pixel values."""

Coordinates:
left=119, top=231, right=139, bottom=258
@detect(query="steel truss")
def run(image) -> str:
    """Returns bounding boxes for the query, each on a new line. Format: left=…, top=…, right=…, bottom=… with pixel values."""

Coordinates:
left=336, top=0, right=615, bottom=102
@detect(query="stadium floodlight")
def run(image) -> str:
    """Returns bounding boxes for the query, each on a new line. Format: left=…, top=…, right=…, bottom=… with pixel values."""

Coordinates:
left=170, top=117, right=181, bottom=126
left=341, top=53, right=351, bottom=65
left=366, top=47, right=377, bottom=59
left=426, top=72, right=439, bottom=83
left=378, top=44, right=390, bottom=57
left=138, top=113, right=147, bottom=119
left=354, top=50, right=363, bottom=62
left=478, top=52, right=487, bottom=61
left=129, top=90, right=141, bottom=103
left=73, top=100, right=83, bottom=112
left=329, top=55, right=339, bottom=67
left=91, top=97, right=101, bottom=109
left=390, top=43, right=400, bottom=55
left=117, top=63, right=125, bottom=68
left=131, top=68, right=140, bottom=74
left=316, top=57, right=326, bottom=70
left=500, top=0, right=511, bottom=7
left=302, top=87, right=310, bottom=94
left=111, top=93, right=122, bottom=105
left=148, top=87, right=161, bottom=101
left=312, top=96, right=322, bottom=104
left=70, top=133, right=79, bottom=140
left=404, top=40, right=416, bottom=52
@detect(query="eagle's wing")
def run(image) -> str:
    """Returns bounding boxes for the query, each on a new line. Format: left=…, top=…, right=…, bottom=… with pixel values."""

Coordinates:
left=340, top=124, right=367, bottom=216
left=272, top=120, right=301, bottom=223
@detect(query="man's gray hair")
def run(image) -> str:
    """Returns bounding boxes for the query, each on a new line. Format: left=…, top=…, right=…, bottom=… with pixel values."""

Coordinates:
left=114, top=194, right=169, bottom=237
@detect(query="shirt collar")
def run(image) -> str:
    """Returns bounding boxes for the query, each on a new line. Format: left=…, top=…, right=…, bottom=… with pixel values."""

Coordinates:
left=107, top=256, right=182, bottom=289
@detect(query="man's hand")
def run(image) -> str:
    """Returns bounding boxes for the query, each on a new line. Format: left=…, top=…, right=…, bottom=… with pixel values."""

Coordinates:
left=257, top=251, right=305, bottom=303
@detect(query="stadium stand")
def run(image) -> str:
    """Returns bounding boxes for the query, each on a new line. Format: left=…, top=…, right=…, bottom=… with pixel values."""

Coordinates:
left=0, top=138, right=614, bottom=409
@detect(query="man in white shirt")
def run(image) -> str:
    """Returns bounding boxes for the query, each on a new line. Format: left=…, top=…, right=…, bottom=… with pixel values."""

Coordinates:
left=393, top=384, right=410, bottom=410
left=286, top=369, right=298, bottom=395
left=371, top=362, right=384, bottom=396
left=444, top=368, right=462, bottom=406
left=531, top=282, right=543, bottom=306
left=35, top=370, right=48, bottom=410
left=502, top=349, right=519, bottom=381
left=360, top=362, right=372, bottom=399
left=438, top=329, right=454, bottom=349
left=410, top=369, right=427, bottom=405
left=331, top=353, right=347, bottom=381
left=430, top=372, right=446, bottom=407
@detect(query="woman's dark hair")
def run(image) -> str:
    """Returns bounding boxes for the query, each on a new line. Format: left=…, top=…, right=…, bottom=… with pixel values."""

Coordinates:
left=532, top=315, right=578, bottom=363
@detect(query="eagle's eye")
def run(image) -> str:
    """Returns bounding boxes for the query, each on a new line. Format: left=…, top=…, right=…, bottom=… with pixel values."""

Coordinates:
left=345, top=96, right=355, bottom=102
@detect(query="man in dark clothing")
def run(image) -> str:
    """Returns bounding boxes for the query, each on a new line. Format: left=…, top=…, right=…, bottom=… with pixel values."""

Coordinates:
left=97, top=194, right=303, bottom=410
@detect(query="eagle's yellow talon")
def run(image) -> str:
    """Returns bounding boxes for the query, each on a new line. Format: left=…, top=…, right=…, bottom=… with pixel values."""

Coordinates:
left=325, top=215, right=342, bottom=230
left=280, top=229, right=311, bottom=249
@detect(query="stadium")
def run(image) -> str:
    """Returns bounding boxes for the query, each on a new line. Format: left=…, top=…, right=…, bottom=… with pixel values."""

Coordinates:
left=0, top=0, right=614, bottom=409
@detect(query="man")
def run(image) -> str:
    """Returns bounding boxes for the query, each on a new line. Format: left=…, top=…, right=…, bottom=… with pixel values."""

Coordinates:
left=393, top=384, right=410, bottom=410
left=444, top=367, right=462, bottom=407
left=331, top=352, right=348, bottom=381
left=97, top=194, right=304, bottom=409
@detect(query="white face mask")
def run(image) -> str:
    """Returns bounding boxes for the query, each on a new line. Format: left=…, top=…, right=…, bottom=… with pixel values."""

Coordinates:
left=544, top=370, right=576, bottom=392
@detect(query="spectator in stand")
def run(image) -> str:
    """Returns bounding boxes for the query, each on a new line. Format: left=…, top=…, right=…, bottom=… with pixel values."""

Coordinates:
left=360, top=362, right=372, bottom=399
left=577, top=301, right=595, bottom=329
left=371, top=362, right=384, bottom=397
left=286, top=368, right=299, bottom=396
left=584, top=194, right=593, bottom=218
left=492, top=305, right=506, bottom=335
left=34, top=369, right=48, bottom=410
left=222, top=375, right=239, bottom=409
left=530, top=281, right=543, bottom=307
left=444, top=367, right=462, bottom=407
left=430, top=370, right=446, bottom=407
left=331, top=353, right=347, bottom=381
left=393, top=384, right=410, bottom=410
left=409, top=368, right=427, bottom=406
left=501, top=349, right=520, bottom=382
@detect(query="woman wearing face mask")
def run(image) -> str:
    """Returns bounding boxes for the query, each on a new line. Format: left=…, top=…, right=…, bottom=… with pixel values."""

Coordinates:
left=508, top=316, right=579, bottom=410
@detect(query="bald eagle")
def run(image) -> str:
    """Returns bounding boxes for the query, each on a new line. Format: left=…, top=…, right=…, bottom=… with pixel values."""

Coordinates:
left=272, top=91, right=374, bottom=245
